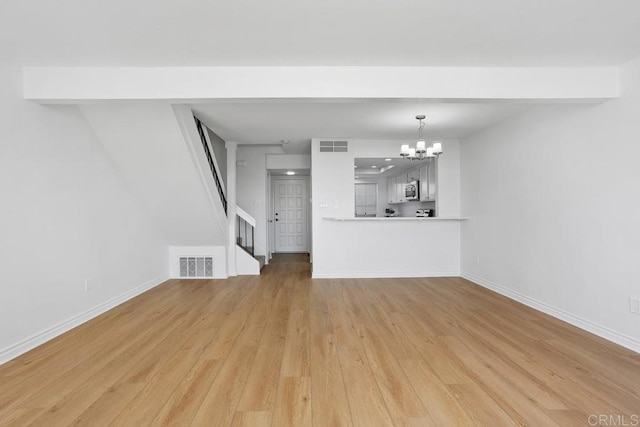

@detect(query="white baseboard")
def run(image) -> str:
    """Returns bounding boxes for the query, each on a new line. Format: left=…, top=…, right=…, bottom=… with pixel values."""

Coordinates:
left=461, top=271, right=640, bottom=354
left=312, top=270, right=460, bottom=279
left=0, top=274, right=169, bottom=366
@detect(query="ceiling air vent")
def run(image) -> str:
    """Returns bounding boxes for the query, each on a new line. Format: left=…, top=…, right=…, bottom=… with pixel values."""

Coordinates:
left=179, top=257, right=213, bottom=278
left=319, top=140, right=348, bottom=152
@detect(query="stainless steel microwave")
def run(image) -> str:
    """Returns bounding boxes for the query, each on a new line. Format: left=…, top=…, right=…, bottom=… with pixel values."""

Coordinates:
left=404, top=181, right=419, bottom=200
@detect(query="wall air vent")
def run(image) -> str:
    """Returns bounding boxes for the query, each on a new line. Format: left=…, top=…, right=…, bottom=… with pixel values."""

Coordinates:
left=179, top=257, right=214, bottom=278
left=319, top=140, right=348, bottom=152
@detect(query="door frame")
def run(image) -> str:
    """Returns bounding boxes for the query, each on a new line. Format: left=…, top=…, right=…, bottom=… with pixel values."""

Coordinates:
left=269, top=176, right=310, bottom=255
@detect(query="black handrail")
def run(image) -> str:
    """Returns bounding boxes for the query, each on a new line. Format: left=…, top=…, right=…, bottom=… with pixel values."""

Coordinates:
left=194, top=116, right=227, bottom=215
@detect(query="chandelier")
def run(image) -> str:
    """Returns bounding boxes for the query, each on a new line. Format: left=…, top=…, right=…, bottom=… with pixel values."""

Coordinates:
left=400, top=115, right=443, bottom=161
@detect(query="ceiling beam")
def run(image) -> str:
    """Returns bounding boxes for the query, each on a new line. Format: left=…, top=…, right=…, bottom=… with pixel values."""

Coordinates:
left=23, top=66, right=619, bottom=103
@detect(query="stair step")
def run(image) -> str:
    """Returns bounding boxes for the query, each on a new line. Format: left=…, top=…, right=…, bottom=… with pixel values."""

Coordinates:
left=236, top=243, right=265, bottom=272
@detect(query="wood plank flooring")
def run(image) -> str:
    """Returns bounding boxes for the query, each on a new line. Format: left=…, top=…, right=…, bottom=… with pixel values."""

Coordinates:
left=0, top=253, right=638, bottom=426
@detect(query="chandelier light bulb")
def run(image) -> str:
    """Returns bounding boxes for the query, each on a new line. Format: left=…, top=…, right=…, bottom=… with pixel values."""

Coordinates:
left=416, top=140, right=426, bottom=153
left=426, top=147, right=434, bottom=158
left=432, top=142, right=443, bottom=154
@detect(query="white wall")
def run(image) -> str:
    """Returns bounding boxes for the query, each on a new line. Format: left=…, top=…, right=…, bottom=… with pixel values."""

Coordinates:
left=436, top=138, right=461, bottom=217
left=0, top=66, right=168, bottom=363
left=266, top=154, right=311, bottom=170
left=460, top=56, right=640, bottom=351
left=80, top=103, right=227, bottom=247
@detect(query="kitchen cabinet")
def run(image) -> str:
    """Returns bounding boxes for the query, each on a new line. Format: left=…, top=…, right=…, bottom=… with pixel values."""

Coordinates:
left=387, top=178, right=395, bottom=203
left=419, top=161, right=437, bottom=201
left=386, top=168, right=437, bottom=204
left=419, top=165, right=428, bottom=200
left=386, top=174, right=407, bottom=203
left=396, top=174, right=407, bottom=202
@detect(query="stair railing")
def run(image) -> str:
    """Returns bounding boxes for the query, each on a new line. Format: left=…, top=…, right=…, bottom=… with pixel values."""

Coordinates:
left=236, top=206, right=256, bottom=257
left=194, top=116, right=227, bottom=215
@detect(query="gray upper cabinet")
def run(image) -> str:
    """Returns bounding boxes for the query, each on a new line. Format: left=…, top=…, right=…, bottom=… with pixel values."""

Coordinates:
left=419, top=165, right=428, bottom=200
left=396, top=175, right=406, bottom=202
left=387, top=177, right=395, bottom=203
left=420, top=161, right=437, bottom=201
left=386, top=174, right=405, bottom=203
left=386, top=165, right=437, bottom=204
left=428, top=160, right=437, bottom=200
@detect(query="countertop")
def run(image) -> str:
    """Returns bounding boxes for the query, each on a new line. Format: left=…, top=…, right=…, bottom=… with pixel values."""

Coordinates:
left=322, top=216, right=468, bottom=221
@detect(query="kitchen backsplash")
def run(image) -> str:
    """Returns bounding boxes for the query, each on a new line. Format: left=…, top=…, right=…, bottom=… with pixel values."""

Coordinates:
left=393, top=200, right=436, bottom=217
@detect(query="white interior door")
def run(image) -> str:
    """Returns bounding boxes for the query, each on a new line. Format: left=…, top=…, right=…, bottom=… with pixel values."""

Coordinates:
left=274, top=178, right=307, bottom=253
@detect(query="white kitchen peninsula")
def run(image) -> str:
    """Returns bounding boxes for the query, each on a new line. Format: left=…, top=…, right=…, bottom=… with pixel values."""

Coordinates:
left=323, top=217, right=466, bottom=222
left=314, top=217, right=466, bottom=278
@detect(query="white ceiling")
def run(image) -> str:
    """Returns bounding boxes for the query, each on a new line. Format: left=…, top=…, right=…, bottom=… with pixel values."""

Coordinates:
left=1, top=0, right=640, bottom=67
left=192, top=100, right=533, bottom=147
left=5, top=1, right=639, bottom=147
left=355, top=158, right=417, bottom=179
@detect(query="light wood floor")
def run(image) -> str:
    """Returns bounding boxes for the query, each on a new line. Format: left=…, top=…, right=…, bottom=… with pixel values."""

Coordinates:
left=1, top=254, right=638, bottom=426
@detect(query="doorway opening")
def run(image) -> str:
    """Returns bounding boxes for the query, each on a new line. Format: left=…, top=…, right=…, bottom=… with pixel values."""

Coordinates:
left=267, top=174, right=310, bottom=260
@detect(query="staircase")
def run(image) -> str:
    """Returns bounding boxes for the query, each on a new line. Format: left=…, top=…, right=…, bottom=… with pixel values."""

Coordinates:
left=235, top=207, right=264, bottom=274
left=192, top=112, right=264, bottom=275
left=235, top=241, right=265, bottom=270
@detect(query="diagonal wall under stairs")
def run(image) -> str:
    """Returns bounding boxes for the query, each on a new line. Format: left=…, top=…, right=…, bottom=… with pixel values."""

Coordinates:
left=79, top=103, right=228, bottom=251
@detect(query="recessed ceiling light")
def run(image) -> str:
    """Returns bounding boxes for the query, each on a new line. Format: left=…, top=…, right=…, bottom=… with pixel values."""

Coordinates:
left=286, top=171, right=295, bottom=175
left=354, top=165, right=358, bottom=168
left=281, top=140, right=290, bottom=144
left=385, top=158, right=392, bottom=161
left=371, top=165, right=377, bottom=168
